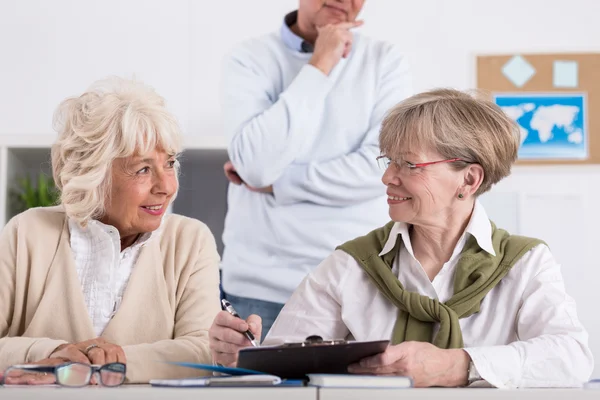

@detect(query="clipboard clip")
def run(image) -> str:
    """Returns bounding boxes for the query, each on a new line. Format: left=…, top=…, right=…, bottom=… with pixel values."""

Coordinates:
left=279, top=335, right=349, bottom=348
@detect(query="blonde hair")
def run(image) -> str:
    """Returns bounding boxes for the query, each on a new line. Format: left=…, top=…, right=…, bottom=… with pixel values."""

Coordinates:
left=51, top=77, right=182, bottom=224
left=379, top=88, right=520, bottom=195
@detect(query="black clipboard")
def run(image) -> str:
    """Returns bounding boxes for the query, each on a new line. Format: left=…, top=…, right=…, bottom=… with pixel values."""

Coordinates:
left=237, top=337, right=390, bottom=379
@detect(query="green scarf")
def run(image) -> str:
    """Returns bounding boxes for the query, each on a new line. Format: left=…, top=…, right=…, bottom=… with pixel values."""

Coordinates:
left=337, top=221, right=544, bottom=349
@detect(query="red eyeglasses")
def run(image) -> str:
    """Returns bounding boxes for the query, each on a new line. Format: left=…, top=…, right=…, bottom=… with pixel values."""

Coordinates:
left=376, top=156, right=468, bottom=172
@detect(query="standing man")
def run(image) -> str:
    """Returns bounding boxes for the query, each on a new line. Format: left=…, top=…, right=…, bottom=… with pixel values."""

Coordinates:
left=220, top=0, right=412, bottom=335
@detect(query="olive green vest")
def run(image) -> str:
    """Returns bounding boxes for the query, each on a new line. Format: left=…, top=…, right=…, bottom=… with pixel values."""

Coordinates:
left=337, top=221, right=544, bottom=348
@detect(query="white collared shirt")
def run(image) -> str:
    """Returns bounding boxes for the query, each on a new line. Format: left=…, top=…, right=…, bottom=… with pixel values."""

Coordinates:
left=68, top=219, right=158, bottom=336
left=265, top=201, right=594, bottom=388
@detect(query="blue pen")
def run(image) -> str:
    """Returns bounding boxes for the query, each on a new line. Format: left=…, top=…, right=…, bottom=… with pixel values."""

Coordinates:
left=221, top=299, right=259, bottom=347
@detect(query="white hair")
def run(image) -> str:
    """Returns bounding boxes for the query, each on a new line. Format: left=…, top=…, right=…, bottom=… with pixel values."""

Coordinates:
left=51, top=77, right=182, bottom=225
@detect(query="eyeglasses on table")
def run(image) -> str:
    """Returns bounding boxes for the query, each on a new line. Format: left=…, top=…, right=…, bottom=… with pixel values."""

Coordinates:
left=0, top=362, right=126, bottom=387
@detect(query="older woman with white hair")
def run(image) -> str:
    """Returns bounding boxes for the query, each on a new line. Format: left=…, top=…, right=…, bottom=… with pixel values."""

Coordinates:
left=210, top=88, right=594, bottom=388
left=0, top=77, right=220, bottom=384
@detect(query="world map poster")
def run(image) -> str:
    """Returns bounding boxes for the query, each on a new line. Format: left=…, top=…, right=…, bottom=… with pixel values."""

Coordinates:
left=494, top=93, right=587, bottom=160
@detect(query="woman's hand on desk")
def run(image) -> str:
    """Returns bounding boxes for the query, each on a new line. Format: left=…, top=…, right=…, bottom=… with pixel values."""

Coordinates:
left=0, top=357, right=65, bottom=385
left=49, top=337, right=126, bottom=365
left=209, top=311, right=262, bottom=367
left=347, top=341, right=470, bottom=387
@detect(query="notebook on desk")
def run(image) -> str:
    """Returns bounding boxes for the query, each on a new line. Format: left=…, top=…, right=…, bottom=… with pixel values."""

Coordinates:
left=153, top=363, right=306, bottom=387
left=307, top=374, right=412, bottom=388
left=150, top=374, right=281, bottom=387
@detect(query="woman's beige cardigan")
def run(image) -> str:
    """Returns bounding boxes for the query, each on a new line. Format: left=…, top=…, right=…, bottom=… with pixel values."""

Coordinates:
left=0, top=206, right=221, bottom=383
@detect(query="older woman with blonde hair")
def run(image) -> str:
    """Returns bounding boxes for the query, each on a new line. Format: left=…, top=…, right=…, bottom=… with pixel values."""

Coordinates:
left=210, top=88, right=594, bottom=388
left=0, top=77, right=220, bottom=384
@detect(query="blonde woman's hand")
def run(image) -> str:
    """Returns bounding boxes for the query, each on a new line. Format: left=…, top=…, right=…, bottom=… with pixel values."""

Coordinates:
left=0, top=358, right=65, bottom=385
left=50, top=337, right=126, bottom=365
left=209, top=311, right=262, bottom=367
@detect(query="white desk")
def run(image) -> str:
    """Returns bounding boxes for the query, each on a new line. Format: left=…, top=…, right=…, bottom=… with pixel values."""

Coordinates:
left=1, top=386, right=598, bottom=399
left=318, top=388, right=598, bottom=400
left=0, top=386, right=317, bottom=400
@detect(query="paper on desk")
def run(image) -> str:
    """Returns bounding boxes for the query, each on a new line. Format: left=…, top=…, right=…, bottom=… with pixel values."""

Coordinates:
left=150, top=374, right=281, bottom=387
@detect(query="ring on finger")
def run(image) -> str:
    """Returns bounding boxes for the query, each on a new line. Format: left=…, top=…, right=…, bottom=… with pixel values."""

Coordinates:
left=84, top=344, right=100, bottom=355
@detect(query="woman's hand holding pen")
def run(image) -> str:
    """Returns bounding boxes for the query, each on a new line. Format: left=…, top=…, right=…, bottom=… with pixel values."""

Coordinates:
left=209, top=311, right=262, bottom=367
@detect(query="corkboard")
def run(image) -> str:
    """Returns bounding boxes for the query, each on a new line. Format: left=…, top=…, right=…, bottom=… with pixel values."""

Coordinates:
left=477, top=53, right=600, bottom=165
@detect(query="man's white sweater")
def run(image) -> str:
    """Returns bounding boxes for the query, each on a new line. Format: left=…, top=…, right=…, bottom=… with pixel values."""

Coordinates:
left=220, top=26, right=412, bottom=304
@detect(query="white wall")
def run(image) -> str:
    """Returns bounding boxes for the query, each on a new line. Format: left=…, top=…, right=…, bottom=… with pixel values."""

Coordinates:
left=1, top=0, right=599, bottom=377
left=0, top=0, right=191, bottom=134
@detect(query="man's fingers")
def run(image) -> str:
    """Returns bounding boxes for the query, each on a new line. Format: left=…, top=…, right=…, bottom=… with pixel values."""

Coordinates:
left=223, top=161, right=234, bottom=172
left=334, top=20, right=364, bottom=30
left=245, top=184, right=273, bottom=194
left=223, top=161, right=244, bottom=184
left=342, top=42, right=351, bottom=58
left=229, top=173, right=243, bottom=185
left=226, top=171, right=243, bottom=185
left=223, top=160, right=243, bottom=185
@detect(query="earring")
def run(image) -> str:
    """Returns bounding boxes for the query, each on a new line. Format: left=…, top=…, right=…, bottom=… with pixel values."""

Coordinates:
left=458, top=193, right=464, bottom=199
